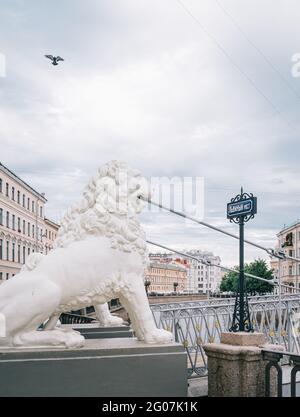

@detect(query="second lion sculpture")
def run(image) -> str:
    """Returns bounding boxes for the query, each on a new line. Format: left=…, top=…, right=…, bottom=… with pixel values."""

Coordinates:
left=0, top=161, right=172, bottom=348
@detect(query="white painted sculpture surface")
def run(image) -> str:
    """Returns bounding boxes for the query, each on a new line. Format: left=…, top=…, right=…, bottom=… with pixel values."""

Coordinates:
left=0, top=161, right=173, bottom=348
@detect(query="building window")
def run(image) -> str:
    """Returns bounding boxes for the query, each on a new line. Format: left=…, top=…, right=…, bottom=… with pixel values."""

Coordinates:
left=18, top=245, right=20, bottom=263
left=289, top=265, right=293, bottom=276
left=12, top=187, right=15, bottom=200
left=22, top=220, right=25, bottom=235
left=0, top=239, right=2, bottom=260
left=17, top=190, right=20, bottom=204
left=32, top=201, right=35, bottom=213
left=12, top=215, right=15, bottom=230
left=0, top=272, right=2, bottom=280
left=0, top=208, right=2, bottom=225
left=22, top=194, right=25, bottom=207
left=12, top=243, right=15, bottom=262
left=23, top=246, right=26, bottom=264
left=6, top=273, right=9, bottom=280
left=27, top=222, right=30, bottom=237
left=28, top=247, right=30, bottom=256
left=40, top=206, right=43, bottom=218
left=5, top=183, right=9, bottom=197
left=32, top=225, right=35, bottom=238
left=27, top=197, right=30, bottom=210
left=6, top=211, right=9, bottom=228
left=6, top=241, right=9, bottom=261
left=17, top=217, right=20, bottom=232
left=0, top=178, right=2, bottom=193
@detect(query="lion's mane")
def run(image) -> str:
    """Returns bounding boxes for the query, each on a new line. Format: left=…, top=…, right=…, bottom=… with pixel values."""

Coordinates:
left=54, top=161, right=148, bottom=263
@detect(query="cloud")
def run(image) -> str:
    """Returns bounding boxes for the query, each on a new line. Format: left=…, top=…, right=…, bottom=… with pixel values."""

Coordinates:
left=1, top=0, right=300, bottom=267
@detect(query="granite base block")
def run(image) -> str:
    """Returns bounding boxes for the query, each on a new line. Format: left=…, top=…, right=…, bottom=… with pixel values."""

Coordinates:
left=62, top=323, right=134, bottom=339
left=0, top=338, right=187, bottom=397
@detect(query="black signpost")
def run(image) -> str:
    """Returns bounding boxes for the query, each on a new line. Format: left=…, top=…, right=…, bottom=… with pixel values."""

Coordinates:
left=227, top=187, right=257, bottom=332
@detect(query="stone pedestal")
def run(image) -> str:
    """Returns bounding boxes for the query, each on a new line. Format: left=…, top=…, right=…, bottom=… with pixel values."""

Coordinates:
left=62, top=323, right=133, bottom=339
left=0, top=338, right=187, bottom=397
left=203, top=332, right=284, bottom=397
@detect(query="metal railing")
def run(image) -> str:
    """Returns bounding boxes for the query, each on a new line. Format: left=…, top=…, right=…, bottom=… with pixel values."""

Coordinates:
left=151, top=293, right=300, bottom=378
left=262, top=349, right=300, bottom=397
left=59, top=312, right=96, bottom=324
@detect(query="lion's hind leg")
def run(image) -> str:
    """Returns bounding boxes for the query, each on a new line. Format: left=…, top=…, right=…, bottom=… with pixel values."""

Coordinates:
left=2, top=278, right=84, bottom=349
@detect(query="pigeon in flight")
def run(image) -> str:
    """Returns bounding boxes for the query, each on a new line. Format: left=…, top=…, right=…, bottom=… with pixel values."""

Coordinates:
left=45, top=55, right=64, bottom=66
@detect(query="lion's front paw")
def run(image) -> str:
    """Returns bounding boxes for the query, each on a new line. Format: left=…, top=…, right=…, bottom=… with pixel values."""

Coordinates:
left=99, top=315, right=125, bottom=327
left=143, top=328, right=173, bottom=344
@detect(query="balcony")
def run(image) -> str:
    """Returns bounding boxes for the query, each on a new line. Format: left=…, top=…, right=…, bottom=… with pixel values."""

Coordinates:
left=282, top=232, right=294, bottom=248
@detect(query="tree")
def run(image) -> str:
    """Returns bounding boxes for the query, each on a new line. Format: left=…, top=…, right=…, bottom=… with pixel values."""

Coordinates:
left=220, top=259, right=273, bottom=295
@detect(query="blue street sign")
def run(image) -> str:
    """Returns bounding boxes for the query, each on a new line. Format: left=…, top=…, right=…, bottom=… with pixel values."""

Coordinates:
left=227, top=197, right=257, bottom=219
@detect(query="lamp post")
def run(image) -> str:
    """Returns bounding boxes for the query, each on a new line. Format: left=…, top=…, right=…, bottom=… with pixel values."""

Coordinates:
left=227, top=187, right=257, bottom=332
left=144, top=279, right=151, bottom=296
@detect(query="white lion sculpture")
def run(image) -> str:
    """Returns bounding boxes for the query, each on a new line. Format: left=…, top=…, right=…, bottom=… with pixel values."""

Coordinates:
left=0, top=161, right=173, bottom=348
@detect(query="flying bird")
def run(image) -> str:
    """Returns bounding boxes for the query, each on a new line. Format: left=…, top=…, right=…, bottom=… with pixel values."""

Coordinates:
left=45, top=55, right=64, bottom=66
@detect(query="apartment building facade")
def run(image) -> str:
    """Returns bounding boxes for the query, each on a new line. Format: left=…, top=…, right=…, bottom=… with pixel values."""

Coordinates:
left=145, top=261, right=188, bottom=294
left=270, top=220, right=300, bottom=290
left=148, top=249, right=222, bottom=294
left=0, top=163, right=59, bottom=281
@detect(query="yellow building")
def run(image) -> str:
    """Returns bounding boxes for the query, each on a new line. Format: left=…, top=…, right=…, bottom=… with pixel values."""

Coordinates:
left=145, top=261, right=188, bottom=294
left=0, top=162, right=59, bottom=281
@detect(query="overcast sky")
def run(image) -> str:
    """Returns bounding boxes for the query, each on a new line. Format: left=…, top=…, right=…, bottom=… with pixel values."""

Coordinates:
left=1, top=0, right=300, bottom=266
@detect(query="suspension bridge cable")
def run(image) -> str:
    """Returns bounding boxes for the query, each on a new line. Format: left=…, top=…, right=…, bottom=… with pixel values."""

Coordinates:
left=140, top=196, right=300, bottom=263
left=147, top=239, right=297, bottom=292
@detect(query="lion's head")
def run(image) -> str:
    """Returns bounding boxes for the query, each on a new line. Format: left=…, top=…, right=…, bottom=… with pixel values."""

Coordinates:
left=54, top=161, right=150, bottom=262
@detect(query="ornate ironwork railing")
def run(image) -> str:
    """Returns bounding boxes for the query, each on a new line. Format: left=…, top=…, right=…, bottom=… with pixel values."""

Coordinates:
left=262, top=349, right=300, bottom=397
left=59, top=313, right=96, bottom=324
left=151, top=293, right=300, bottom=378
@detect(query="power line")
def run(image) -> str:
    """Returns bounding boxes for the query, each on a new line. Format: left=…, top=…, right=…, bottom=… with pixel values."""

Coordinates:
left=139, top=195, right=300, bottom=263
left=147, top=239, right=297, bottom=291
left=214, top=0, right=300, bottom=101
left=175, top=0, right=298, bottom=133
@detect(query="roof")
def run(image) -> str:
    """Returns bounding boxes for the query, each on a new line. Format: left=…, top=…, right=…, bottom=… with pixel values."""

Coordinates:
left=277, top=219, right=300, bottom=235
left=44, top=217, right=60, bottom=230
left=0, top=162, right=47, bottom=203
left=149, top=261, right=187, bottom=272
